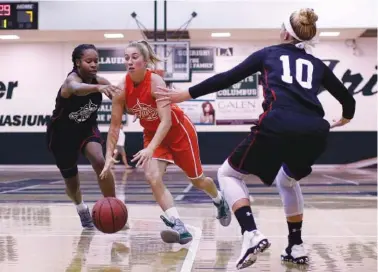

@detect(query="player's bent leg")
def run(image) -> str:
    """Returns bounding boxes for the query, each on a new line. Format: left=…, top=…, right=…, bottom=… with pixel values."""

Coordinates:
left=275, top=164, right=308, bottom=265
left=145, top=159, right=174, bottom=211
left=60, top=166, right=81, bottom=204
left=84, top=141, right=116, bottom=198
left=172, top=116, right=231, bottom=227
left=59, top=165, right=94, bottom=230
left=190, top=173, right=231, bottom=227
left=52, top=143, right=94, bottom=230
left=218, top=160, right=270, bottom=270
left=144, top=159, right=192, bottom=245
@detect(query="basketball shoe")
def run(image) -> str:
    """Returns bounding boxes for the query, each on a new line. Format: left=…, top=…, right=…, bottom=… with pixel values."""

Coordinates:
left=236, top=230, right=271, bottom=270
left=214, top=194, right=232, bottom=226
left=160, top=215, right=193, bottom=245
left=78, top=207, right=95, bottom=229
left=281, top=244, right=309, bottom=265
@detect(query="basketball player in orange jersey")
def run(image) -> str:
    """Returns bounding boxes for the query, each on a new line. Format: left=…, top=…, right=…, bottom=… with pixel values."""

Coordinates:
left=100, top=40, right=231, bottom=244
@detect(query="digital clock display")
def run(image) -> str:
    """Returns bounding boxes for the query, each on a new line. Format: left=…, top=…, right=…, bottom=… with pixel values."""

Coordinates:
left=0, top=2, right=38, bottom=30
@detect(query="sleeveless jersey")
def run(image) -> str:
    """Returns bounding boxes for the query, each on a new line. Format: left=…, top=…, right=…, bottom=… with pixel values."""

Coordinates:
left=125, top=70, right=184, bottom=132
left=49, top=70, right=102, bottom=128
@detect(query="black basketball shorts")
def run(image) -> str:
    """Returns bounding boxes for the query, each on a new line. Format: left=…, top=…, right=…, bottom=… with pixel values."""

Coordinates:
left=228, top=109, right=330, bottom=186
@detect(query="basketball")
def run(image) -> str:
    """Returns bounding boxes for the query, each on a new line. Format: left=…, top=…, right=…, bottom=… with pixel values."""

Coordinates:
left=92, top=197, right=128, bottom=233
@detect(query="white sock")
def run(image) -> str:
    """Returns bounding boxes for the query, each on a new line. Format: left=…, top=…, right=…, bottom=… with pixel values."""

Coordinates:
left=76, top=201, right=88, bottom=212
left=212, top=190, right=223, bottom=204
left=165, top=207, right=180, bottom=219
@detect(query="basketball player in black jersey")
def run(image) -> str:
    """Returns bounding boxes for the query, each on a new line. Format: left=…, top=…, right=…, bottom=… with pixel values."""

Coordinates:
left=47, top=44, right=121, bottom=229
left=156, top=8, right=356, bottom=270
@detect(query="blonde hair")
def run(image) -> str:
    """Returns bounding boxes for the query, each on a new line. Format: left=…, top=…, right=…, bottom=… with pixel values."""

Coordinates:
left=127, top=40, right=161, bottom=68
left=290, top=8, right=318, bottom=41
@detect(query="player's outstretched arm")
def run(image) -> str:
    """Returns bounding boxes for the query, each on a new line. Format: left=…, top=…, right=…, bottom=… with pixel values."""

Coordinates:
left=105, top=77, right=126, bottom=160
left=61, top=73, right=100, bottom=97
left=100, top=78, right=126, bottom=178
left=61, top=74, right=121, bottom=98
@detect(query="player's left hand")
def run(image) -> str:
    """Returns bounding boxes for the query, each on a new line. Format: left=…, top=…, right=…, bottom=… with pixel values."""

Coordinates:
left=99, top=157, right=117, bottom=179
left=131, top=147, right=153, bottom=168
left=155, top=87, right=192, bottom=107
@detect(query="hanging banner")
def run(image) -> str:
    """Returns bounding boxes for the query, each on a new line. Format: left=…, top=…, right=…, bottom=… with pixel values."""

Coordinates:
left=216, top=74, right=260, bottom=125
left=173, top=47, right=215, bottom=72
left=98, top=48, right=125, bottom=72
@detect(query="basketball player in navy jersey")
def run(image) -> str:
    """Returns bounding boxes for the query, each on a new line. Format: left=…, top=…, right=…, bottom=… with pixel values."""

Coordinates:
left=47, top=44, right=121, bottom=229
left=156, top=8, right=356, bottom=269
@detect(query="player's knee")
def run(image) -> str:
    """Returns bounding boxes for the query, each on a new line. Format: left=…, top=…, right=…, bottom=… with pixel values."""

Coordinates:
left=217, top=160, right=250, bottom=209
left=276, top=168, right=304, bottom=216
left=217, top=161, right=230, bottom=180
left=217, top=160, right=243, bottom=188
left=145, top=170, right=163, bottom=187
left=90, top=156, right=105, bottom=173
left=283, top=163, right=312, bottom=181
left=60, top=166, right=78, bottom=179
left=190, top=174, right=210, bottom=189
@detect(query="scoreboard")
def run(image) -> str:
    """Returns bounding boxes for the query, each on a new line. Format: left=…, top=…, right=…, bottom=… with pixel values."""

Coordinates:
left=0, top=2, right=38, bottom=30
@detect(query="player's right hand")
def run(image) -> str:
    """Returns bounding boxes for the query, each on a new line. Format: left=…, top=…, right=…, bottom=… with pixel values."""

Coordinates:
left=99, top=156, right=117, bottom=179
left=155, top=87, right=192, bottom=107
left=330, top=117, right=351, bottom=129
left=98, top=85, right=122, bottom=99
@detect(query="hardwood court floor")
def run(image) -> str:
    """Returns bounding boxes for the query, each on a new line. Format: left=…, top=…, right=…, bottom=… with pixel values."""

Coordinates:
left=0, top=166, right=376, bottom=271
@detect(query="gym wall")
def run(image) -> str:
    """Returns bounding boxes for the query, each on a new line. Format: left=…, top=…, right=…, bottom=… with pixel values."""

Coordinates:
left=0, top=39, right=376, bottom=165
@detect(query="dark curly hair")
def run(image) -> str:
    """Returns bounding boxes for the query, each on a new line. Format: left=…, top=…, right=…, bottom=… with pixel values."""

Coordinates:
left=71, top=44, right=97, bottom=69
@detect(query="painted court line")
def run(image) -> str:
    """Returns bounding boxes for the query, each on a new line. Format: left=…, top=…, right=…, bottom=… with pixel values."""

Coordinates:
left=175, top=183, right=193, bottom=201
left=0, top=184, right=44, bottom=194
left=180, top=224, right=202, bottom=272
left=323, top=174, right=360, bottom=185
left=0, top=180, right=62, bottom=194
left=50, top=180, right=64, bottom=184
left=1, top=178, right=29, bottom=184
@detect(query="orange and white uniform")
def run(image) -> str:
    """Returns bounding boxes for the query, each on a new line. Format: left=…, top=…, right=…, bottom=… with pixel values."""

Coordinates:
left=125, top=70, right=203, bottom=179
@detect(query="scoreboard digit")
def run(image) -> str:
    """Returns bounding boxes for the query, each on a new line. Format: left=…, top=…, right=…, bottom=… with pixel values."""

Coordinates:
left=0, top=2, right=38, bottom=30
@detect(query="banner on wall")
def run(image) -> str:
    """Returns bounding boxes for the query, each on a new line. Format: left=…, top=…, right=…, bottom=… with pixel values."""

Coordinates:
left=173, top=47, right=215, bottom=72
left=179, top=100, right=216, bottom=125
left=216, top=47, right=233, bottom=57
left=0, top=101, right=127, bottom=129
left=0, top=40, right=376, bottom=132
left=98, top=48, right=125, bottom=72
left=215, top=74, right=260, bottom=125
left=216, top=74, right=259, bottom=99
left=96, top=100, right=127, bottom=125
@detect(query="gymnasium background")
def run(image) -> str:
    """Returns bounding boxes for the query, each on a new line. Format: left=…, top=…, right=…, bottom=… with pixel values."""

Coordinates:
left=0, top=0, right=376, bottom=167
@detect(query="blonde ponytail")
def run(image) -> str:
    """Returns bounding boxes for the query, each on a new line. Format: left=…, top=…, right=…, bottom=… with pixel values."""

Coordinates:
left=126, top=40, right=161, bottom=69
left=138, top=40, right=161, bottom=66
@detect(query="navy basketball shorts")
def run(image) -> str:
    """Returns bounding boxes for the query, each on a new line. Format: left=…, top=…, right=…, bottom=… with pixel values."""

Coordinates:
left=228, top=109, right=330, bottom=186
left=47, top=125, right=103, bottom=175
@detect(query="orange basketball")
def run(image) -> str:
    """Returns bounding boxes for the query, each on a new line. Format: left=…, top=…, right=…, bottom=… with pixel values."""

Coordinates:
left=92, top=197, right=128, bottom=234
